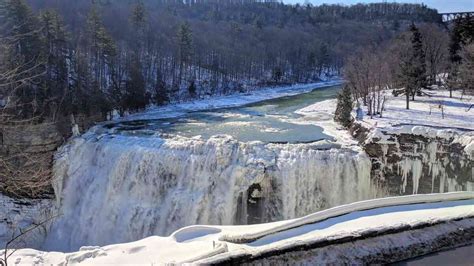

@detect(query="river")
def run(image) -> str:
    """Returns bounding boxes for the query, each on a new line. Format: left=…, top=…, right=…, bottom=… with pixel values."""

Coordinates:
left=106, top=85, right=341, bottom=143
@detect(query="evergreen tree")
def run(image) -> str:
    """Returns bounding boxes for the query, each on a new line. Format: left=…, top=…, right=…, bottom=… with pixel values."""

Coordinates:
left=459, top=44, right=474, bottom=95
left=177, top=22, right=193, bottom=81
left=188, top=80, right=197, bottom=97
left=448, top=16, right=474, bottom=98
left=130, top=0, right=147, bottom=56
left=125, top=56, right=149, bottom=111
left=317, top=43, right=330, bottom=76
left=449, top=18, right=464, bottom=64
left=153, top=74, right=169, bottom=105
left=84, top=5, right=116, bottom=116
left=39, top=10, right=69, bottom=119
left=334, top=85, right=353, bottom=127
left=397, top=23, right=427, bottom=109
left=2, top=0, right=45, bottom=119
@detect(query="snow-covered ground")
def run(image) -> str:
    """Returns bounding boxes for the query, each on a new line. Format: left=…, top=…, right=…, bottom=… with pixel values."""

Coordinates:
left=357, top=90, right=473, bottom=130
left=3, top=192, right=473, bottom=265
left=296, top=89, right=473, bottom=148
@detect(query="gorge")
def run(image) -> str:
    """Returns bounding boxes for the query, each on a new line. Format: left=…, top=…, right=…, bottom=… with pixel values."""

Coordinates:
left=2, top=82, right=470, bottom=253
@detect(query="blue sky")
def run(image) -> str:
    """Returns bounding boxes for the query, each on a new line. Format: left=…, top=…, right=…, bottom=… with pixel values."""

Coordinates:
left=283, top=1, right=474, bottom=13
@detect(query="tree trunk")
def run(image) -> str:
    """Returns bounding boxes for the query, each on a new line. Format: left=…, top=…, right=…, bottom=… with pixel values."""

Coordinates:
left=406, top=88, right=410, bottom=109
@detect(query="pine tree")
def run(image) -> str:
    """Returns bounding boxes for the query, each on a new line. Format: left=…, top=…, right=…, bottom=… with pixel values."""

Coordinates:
left=397, top=23, right=427, bottom=109
left=2, top=0, right=45, bottom=119
left=154, top=73, right=168, bottom=105
left=317, top=43, right=330, bottom=76
left=130, top=0, right=147, bottom=56
left=177, top=22, right=193, bottom=82
left=125, top=56, right=149, bottom=111
left=39, top=10, right=69, bottom=119
left=448, top=16, right=474, bottom=98
left=84, top=5, right=116, bottom=116
left=334, top=85, right=353, bottom=127
left=409, top=23, right=427, bottom=99
left=459, top=44, right=474, bottom=95
left=188, top=80, right=196, bottom=98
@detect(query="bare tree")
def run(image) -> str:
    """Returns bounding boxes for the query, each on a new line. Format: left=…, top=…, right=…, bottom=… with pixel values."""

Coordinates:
left=344, top=47, right=393, bottom=118
left=0, top=214, right=58, bottom=266
left=420, top=24, right=449, bottom=86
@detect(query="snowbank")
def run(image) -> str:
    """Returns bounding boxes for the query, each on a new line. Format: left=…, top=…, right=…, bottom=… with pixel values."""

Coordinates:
left=3, top=192, right=473, bottom=265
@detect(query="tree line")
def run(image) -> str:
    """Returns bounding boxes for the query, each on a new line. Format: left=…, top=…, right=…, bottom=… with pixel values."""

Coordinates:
left=1, top=0, right=443, bottom=125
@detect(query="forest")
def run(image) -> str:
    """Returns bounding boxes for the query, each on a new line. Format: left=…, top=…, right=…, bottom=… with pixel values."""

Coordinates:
left=0, top=0, right=449, bottom=126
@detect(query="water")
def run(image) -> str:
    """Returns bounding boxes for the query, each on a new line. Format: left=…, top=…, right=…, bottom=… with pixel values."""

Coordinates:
left=107, top=85, right=341, bottom=143
left=44, top=84, right=381, bottom=251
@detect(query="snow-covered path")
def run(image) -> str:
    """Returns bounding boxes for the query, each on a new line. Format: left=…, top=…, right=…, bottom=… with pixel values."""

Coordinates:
left=4, top=192, right=473, bottom=265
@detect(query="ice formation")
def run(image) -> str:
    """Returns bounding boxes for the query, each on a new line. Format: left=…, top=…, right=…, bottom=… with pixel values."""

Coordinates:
left=44, top=131, right=376, bottom=251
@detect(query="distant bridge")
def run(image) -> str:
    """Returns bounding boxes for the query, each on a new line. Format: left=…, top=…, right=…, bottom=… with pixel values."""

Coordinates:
left=440, top=11, right=474, bottom=23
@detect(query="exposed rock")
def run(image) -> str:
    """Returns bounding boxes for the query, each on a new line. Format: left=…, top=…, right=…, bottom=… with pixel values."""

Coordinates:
left=351, top=122, right=474, bottom=195
left=0, top=194, right=54, bottom=250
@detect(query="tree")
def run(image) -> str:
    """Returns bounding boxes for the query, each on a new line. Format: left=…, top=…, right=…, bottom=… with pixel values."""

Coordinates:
left=0, top=214, right=58, bottom=266
left=447, top=16, right=474, bottom=98
left=1, top=0, right=45, bottom=120
left=396, top=23, right=427, bottom=109
left=420, top=24, right=448, bottom=85
left=130, top=0, right=147, bottom=56
left=334, top=85, right=353, bottom=127
left=39, top=10, right=69, bottom=120
left=124, top=56, right=149, bottom=112
left=459, top=44, right=474, bottom=95
left=188, top=79, right=196, bottom=98
left=177, top=22, right=193, bottom=82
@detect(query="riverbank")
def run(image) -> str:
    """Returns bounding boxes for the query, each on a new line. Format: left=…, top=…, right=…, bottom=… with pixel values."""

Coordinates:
left=121, top=79, right=343, bottom=122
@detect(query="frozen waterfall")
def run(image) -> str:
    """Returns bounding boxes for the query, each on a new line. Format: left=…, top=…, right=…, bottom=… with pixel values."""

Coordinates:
left=44, top=132, right=376, bottom=252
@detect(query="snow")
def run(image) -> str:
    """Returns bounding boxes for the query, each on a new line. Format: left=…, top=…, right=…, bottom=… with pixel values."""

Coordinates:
left=3, top=192, right=473, bottom=265
left=358, top=90, right=473, bottom=131
left=0, top=195, right=53, bottom=250
left=120, top=80, right=343, bottom=121
left=3, top=85, right=472, bottom=264
left=295, top=98, right=360, bottom=148
left=296, top=89, right=474, bottom=155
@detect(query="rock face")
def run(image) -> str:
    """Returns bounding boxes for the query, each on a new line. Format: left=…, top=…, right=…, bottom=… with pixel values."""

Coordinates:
left=0, top=114, right=103, bottom=199
left=0, top=122, right=63, bottom=198
left=0, top=194, right=53, bottom=250
left=351, top=123, right=474, bottom=196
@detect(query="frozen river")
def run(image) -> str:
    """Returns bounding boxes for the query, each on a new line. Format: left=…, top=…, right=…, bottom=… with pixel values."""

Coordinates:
left=106, top=85, right=341, bottom=143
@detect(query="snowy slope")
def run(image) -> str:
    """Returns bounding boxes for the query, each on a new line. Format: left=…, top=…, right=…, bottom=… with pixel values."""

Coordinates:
left=3, top=192, right=473, bottom=265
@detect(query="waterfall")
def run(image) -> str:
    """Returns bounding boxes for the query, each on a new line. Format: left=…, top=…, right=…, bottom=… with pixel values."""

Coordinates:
left=43, top=132, right=376, bottom=252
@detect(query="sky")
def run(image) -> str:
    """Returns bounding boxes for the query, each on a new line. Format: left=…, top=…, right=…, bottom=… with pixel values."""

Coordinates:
left=284, top=1, right=474, bottom=13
